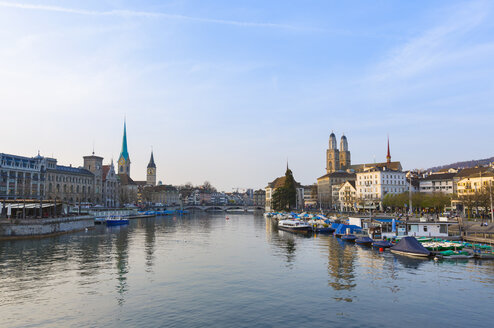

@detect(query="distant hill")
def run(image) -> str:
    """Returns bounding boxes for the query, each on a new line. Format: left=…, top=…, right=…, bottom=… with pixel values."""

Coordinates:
left=428, top=157, right=494, bottom=172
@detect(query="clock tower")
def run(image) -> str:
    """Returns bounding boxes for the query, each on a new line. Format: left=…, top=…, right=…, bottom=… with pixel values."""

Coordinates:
left=146, top=151, right=156, bottom=186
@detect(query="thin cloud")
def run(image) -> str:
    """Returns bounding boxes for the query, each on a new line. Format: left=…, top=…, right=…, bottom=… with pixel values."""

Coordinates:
left=0, top=1, right=315, bottom=31
left=370, top=1, right=491, bottom=82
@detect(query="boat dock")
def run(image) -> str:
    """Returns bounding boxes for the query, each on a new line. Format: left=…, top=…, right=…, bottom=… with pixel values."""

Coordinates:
left=461, top=236, right=494, bottom=245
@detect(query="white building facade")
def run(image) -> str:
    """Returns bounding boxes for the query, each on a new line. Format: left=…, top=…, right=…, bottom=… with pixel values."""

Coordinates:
left=356, top=167, right=407, bottom=210
left=419, top=172, right=456, bottom=194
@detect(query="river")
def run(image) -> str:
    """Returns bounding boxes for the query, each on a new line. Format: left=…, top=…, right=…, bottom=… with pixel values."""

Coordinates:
left=1, top=213, right=493, bottom=327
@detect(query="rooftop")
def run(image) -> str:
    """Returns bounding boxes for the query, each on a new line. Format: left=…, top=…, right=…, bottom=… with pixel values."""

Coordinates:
left=55, top=165, right=93, bottom=176
left=117, top=173, right=136, bottom=185
left=350, top=161, right=402, bottom=172
left=421, top=172, right=457, bottom=181
left=318, top=171, right=356, bottom=180
left=267, top=176, right=301, bottom=189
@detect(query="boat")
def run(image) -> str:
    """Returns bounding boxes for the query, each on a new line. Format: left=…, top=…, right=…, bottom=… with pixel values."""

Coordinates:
left=355, top=236, right=373, bottom=246
left=333, top=223, right=348, bottom=237
left=372, top=240, right=393, bottom=248
left=106, top=216, right=129, bottom=226
left=94, top=217, right=106, bottom=225
left=309, top=220, right=335, bottom=234
left=341, top=234, right=357, bottom=242
left=422, top=241, right=464, bottom=251
left=278, top=219, right=311, bottom=233
left=313, top=226, right=335, bottom=234
left=390, top=236, right=431, bottom=258
left=437, top=250, right=473, bottom=260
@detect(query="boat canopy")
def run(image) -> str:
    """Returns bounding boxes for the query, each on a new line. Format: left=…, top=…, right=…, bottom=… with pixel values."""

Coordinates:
left=334, top=224, right=362, bottom=235
left=390, top=237, right=430, bottom=256
left=374, top=218, right=402, bottom=223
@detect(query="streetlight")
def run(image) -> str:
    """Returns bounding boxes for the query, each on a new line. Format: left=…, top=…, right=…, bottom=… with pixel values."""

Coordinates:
left=489, top=180, right=494, bottom=223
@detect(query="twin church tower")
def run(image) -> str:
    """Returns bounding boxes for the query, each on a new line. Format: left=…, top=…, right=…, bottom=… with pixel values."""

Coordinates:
left=117, top=120, right=157, bottom=186
left=326, top=132, right=351, bottom=173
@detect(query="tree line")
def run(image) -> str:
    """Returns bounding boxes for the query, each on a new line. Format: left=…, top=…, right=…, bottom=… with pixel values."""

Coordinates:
left=382, top=192, right=451, bottom=212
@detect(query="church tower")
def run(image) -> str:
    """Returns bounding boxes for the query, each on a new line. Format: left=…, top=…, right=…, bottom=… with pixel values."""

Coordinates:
left=118, top=119, right=131, bottom=176
left=326, top=132, right=340, bottom=173
left=386, top=136, right=391, bottom=164
left=146, top=151, right=156, bottom=186
left=339, top=134, right=351, bottom=170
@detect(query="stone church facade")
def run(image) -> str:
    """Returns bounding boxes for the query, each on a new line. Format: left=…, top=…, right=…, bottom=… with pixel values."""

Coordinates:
left=326, top=132, right=351, bottom=174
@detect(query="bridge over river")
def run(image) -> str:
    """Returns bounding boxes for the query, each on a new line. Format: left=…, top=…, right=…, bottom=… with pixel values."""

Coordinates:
left=165, top=205, right=265, bottom=212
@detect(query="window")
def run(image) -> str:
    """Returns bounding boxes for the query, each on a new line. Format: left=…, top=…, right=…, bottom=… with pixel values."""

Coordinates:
left=423, top=226, right=428, bottom=232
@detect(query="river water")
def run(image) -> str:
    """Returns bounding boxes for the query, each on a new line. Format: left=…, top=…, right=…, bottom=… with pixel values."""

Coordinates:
left=0, top=213, right=493, bottom=327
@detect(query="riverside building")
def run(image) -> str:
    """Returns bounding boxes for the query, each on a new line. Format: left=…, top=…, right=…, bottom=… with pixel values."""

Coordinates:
left=102, top=160, right=119, bottom=207
left=0, top=152, right=48, bottom=200
left=419, top=171, right=457, bottom=194
left=355, top=167, right=407, bottom=210
left=45, top=159, right=94, bottom=204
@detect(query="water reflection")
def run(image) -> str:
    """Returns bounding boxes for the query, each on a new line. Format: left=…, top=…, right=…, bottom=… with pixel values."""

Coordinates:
left=265, top=218, right=309, bottom=268
left=1, top=214, right=494, bottom=328
left=326, top=237, right=356, bottom=297
left=111, top=226, right=130, bottom=306
left=275, top=231, right=298, bottom=266
left=144, top=218, right=156, bottom=272
left=393, top=254, right=428, bottom=270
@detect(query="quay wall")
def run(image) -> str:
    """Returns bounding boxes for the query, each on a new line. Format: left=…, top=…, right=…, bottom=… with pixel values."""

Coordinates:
left=0, top=216, right=94, bottom=239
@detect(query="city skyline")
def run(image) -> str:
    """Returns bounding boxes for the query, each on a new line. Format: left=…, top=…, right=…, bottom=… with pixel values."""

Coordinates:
left=1, top=0, right=493, bottom=190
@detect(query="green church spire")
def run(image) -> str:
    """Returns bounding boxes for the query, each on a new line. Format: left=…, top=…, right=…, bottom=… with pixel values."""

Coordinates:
left=120, top=119, right=130, bottom=161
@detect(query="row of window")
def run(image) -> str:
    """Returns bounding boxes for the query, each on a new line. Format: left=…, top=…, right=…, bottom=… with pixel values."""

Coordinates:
left=47, top=174, right=92, bottom=184
left=48, top=183, right=91, bottom=194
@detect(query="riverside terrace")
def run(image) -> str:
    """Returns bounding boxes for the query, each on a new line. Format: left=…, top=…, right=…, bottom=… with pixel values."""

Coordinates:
left=0, top=199, right=63, bottom=219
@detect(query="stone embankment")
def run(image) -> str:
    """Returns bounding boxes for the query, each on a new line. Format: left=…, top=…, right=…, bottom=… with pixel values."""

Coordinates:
left=0, top=216, right=94, bottom=240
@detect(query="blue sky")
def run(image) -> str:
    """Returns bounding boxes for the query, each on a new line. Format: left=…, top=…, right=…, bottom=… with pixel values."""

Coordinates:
left=0, top=0, right=493, bottom=191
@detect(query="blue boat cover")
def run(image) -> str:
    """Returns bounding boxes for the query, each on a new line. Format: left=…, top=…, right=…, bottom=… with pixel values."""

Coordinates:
left=356, top=237, right=373, bottom=244
left=341, top=234, right=356, bottom=240
left=334, top=224, right=346, bottom=234
left=334, top=224, right=363, bottom=234
left=347, top=225, right=363, bottom=233
left=390, top=237, right=430, bottom=255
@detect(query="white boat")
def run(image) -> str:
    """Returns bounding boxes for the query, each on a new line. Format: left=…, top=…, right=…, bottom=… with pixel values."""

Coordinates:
left=278, top=219, right=311, bottom=233
left=390, top=249, right=430, bottom=258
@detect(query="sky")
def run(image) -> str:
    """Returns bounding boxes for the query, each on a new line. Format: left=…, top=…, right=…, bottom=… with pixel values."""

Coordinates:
left=0, top=0, right=493, bottom=191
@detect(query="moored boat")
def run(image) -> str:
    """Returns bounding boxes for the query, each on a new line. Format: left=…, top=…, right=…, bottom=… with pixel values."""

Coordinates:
left=313, top=226, right=335, bottom=234
left=372, top=240, right=393, bottom=248
left=106, top=216, right=129, bottom=226
left=341, top=234, right=357, bottom=242
left=355, top=236, right=373, bottom=246
left=390, top=236, right=431, bottom=258
left=437, top=250, right=473, bottom=260
left=94, top=217, right=106, bottom=225
left=278, top=219, right=311, bottom=233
